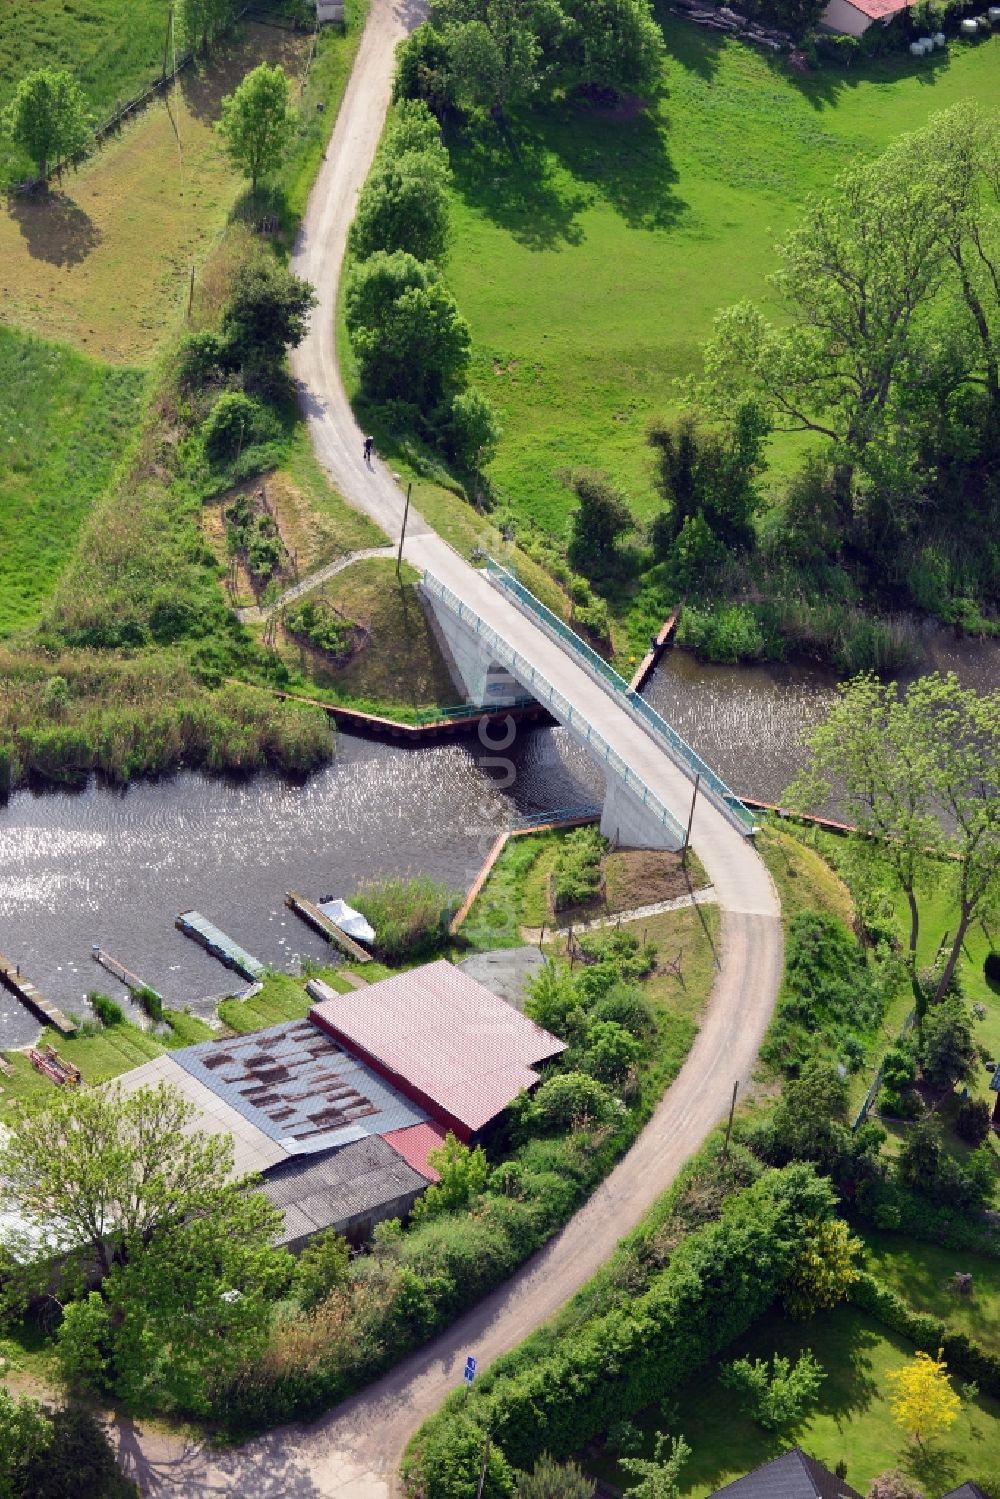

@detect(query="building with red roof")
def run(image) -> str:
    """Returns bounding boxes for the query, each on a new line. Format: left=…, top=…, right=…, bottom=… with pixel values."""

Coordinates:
left=308, top=960, right=567, bottom=1141
left=820, top=0, right=910, bottom=35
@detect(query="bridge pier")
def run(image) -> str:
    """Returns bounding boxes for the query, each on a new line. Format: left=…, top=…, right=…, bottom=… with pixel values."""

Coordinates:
left=425, top=588, right=528, bottom=708
left=600, top=777, right=684, bottom=852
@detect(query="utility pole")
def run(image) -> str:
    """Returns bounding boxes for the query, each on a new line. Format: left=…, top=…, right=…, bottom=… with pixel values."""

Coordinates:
left=396, top=481, right=412, bottom=577
left=682, top=773, right=700, bottom=865
left=187, top=263, right=195, bottom=319
left=721, top=1080, right=739, bottom=1167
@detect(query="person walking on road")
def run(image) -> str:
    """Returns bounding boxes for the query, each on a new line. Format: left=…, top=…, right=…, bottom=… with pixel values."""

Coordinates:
left=363, top=435, right=374, bottom=466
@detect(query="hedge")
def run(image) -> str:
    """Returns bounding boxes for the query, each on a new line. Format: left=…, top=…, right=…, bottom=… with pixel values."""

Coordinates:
left=403, top=1164, right=836, bottom=1492
left=849, top=1271, right=1000, bottom=1398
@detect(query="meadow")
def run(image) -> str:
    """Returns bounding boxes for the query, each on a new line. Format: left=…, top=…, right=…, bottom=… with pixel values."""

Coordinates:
left=0, top=0, right=170, bottom=185
left=0, top=327, right=145, bottom=635
left=445, top=17, right=1000, bottom=539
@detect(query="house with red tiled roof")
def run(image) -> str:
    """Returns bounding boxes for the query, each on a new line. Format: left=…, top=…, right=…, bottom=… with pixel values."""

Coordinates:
left=820, top=0, right=910, bottom=36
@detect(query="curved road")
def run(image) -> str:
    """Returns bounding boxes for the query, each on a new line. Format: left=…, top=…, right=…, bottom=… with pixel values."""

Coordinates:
left=116, top=5, right=783, bottom=1493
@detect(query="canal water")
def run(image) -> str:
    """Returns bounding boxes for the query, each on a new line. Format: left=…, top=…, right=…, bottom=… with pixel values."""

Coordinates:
left=1, top=624, right=995, bottom=1048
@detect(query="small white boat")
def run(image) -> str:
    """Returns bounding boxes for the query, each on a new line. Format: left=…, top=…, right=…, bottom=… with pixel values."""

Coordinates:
left=317, top=898, right=375, bottom=944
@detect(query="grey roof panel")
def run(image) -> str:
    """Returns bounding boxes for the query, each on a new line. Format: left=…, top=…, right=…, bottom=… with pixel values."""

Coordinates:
left=263, top=1135, right=427, bottom=1243
left=708, top=1450, right=863, bottom=1499
left=171, top=1018, right=427, bottom=1153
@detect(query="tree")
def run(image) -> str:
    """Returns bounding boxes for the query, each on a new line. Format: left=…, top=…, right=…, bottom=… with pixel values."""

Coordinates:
left=581, top=1020, right=639, bottom=1085
left=649, top=401, right=767, bottom=555
left=698, top=145, right=958, bottom=506
left=4, top=68, right=91, bottom=182
left=784, top=1217, right=862, bottom=1319
left=77, top=1191, right=291, bottom=1415
left=221, top=250, right=317, bottom=385
left=179, top=0, right=242, bottom=52
left=295, top=1228, right=352, bottom=1314
left=531, top=1071, right=615, bottom=1130
left=768, top=1058, right=852, bottom=1177
left=867, top=1474, right=925, bottom=1499
left=919, top=995, right=977, bottom=1092
left=345, top=251, right=471, bottom=408
left=394, top=24, right=458, bottom=118
left=349, top=150, right=451, bottom=263
left=786, top=675, right=941, bottom=965
left=0, top=1081, right=237, bottom=1278
left=557, top=0, right=662, bottom=98
left=619, top=1434, right=691, bottom=1499
left=516, top=1454, right=595, bottom=1498
left=567, top=471, right=633, bottom=573
left=435, top=0, right=567, bottom=119
left=886, top=1349, right=961, bottom=1448
left=445, top=388, right=503, bottom=472
left=721, top=1350, right=825, bottom=1431
left=219, top=63, right=295, bottom=192
left=411, top=1132, right=489, bottom=1220
left=0, top=1388, right=52, bottom=1499
left=787, top=673, right=999, bottom=990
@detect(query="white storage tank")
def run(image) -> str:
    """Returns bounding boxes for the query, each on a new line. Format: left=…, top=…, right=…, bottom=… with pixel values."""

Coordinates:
left=933, top=30, right=947, bottom=43
left=960, top=16, right=980, bottom=32
left=989, top=4, right=1000, bottom=17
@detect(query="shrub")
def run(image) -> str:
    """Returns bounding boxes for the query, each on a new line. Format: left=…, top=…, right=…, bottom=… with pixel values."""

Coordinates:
left=443, top=389, right=503, bottom=472
left=202, top=392, right=278, bottom=463
left=581, top=1020, right=639, bottom=1086
left=552, top=826, right=606, bottom=911
left=676, top=603, right=765, bottom=664
left=179, top=329, right=223, bottom=386
left=133, top=986, right=163, bottom=1024
left=590, top=984, right=655, bottom=1038
left=919, top=996, right=977, bottom=1092
left=88, top=991, right=124, bottom=1027
left=868, top=1472, right=925, bottom=1499
left=295, top=1230, right=352, bottom=1314
left=956, top=1096, right=992, bottom=1146
left=516, top=1454, right=595, bottom=1499
left=531, top=1072, right=616, bottom=1131
left=285, top=598, right=356, bottom=659
left=721, top=1349, right=825, bottom=1431
left=350, top=876, right=453, bottom=962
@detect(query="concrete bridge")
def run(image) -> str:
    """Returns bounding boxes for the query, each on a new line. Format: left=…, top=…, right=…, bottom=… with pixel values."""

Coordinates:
left=420, top=556, right=755, bottom=852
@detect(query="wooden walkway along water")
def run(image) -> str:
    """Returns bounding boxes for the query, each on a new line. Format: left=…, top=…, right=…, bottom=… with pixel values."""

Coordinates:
left=0, top=954, right=76, bottom=1036
left=174, top=913, right=265, bottom=982
left=285, top=892, right=372, bottom=963
left=91, top=947, right=164, bottom=1000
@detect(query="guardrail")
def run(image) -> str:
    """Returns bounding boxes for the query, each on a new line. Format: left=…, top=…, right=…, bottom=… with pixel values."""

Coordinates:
left=484, top=559, right=757, bottom=837
left=422, top=571, right=687, bottom=847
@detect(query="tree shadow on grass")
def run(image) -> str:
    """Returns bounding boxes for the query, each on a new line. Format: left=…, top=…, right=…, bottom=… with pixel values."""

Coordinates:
left=448, top=123, right=592, bottom=251
left=758, top=39, right=952, bottom=112
left=112, top=1414, right=327, bottom=1497
left=7, top=191, right=102, bottom=267
left=542, top=98, right=687, bottom=233
left=900, top=1434, right=965, bottom=1493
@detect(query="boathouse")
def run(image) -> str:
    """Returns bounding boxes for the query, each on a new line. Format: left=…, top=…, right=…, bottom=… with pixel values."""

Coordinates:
left=116, top=962, right=564, bottom=1247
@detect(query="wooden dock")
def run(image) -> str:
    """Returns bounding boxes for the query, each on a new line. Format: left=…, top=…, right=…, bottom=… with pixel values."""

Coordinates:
left=91, top=947, right=163, bottom=1000
left=174, top=912, right=265, bottom=982
left=0, top=954, right=76, bottom=1036
left=285, top=892, right=372, bottom=963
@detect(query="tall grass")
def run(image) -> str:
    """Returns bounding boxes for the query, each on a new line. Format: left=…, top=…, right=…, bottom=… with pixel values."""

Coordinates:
left=349, top=876, right=456, bottom=962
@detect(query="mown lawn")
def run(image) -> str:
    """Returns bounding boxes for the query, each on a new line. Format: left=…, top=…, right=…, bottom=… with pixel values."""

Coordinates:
left=0, top=326, right=145, bottom=635
left=0, top=1020, right=163, bottom=1123
left=595, top=1304, right=1000, bottom=1497
left=0, top=0, right=170, bottom=186
left=217, top=967, right=355, bottom=1032
left=861, top=1230, right=1000, bottom=1349
left=444, top=17, right=1000, bottom=538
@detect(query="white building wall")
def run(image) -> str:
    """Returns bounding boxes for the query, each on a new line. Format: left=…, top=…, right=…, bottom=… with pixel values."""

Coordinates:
left=820, top=0, right=873, bottom=33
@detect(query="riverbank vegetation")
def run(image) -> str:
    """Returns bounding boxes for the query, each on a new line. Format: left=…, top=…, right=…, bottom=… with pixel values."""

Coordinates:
left=403, top=818, right=1000, bottom=1498
left=358, top=9, right=1000, bottom=672
left=0, top=7, right=379, bottom=792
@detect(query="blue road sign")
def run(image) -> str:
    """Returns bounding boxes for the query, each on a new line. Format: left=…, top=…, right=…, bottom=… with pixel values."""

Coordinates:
left=464, top=1355, right=477, bottom=1383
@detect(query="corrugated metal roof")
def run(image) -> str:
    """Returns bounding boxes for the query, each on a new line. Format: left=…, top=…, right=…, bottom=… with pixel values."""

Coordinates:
left=382, top=1121, right=448, bottom=1182
left=171, top=1019, right=427, bottom=1154
left=262, top=1136, right=426, bottom=1243
left=309, top=960, right=566, bottom=1135
left=109, top=1055, right=287, bottom=1178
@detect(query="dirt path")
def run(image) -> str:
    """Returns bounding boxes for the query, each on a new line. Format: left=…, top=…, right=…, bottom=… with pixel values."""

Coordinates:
left=235, top=546, right=396, bottom=624
left=109, top=2, right=784, bottom=1491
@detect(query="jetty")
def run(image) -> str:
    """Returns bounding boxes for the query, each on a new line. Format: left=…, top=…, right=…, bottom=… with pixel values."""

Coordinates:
left=285, top=892, right=372, bottom=963
left=91, top=946, right=163, bottom=1000
left=174, top=913, right=265, bottom=982
left=0, top=953, right=76, bottom=1036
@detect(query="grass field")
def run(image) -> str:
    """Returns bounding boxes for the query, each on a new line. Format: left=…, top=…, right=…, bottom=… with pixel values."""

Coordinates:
left=862, top=1231, right=1000, bottom=1348
left=0, top=22, right=310, bottom=363
left=0, top=0, right=170, bottom=186
left=0, top=327, right=145, bottom=635
left=444, top=17, right=1000, bottom=539
left=595, top=1304, right=1000, bottom=1497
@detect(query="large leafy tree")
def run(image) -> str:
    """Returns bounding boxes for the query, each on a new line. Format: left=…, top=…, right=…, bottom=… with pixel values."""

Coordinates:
left=785, top=674, right=941, bottom=964
left=0, top=1081, right=238, bottom=1277
left=57, top=1192, right=290, bottom=1415
left=345, top=250, right=471, bottom=407
left=886, top=1350, right=961, bottom=1448
left=4, top=68, right=92, bottom=182
left=699, top=130, right=961, bottom=509
left=557, top=0, right=664, bottom=98
left=218, top=62, right=295, bottom=192
left=649, top=400, right=767, bottom=555
left=349, top=150, right=452, bottom=263
left=221, top=249, right=317, bottom=386
left=436, top=0, right=567, bottom=119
